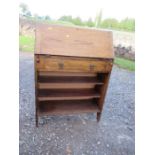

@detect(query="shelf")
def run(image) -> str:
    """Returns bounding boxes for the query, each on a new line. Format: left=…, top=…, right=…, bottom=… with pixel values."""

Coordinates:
left=38, top=89, right=100, bottom=101
left=38, top=99, right=100, bottom=115
left=37, top=72, right=103, bottom=89
left=38, top=83, right=102, bottom=89
left=38, top=76, right=102, bottom=84
left=38, top=95, right=100, bottom=101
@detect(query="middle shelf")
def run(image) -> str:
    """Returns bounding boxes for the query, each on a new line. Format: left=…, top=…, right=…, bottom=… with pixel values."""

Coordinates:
left=38, top=89, right=100, bottom=101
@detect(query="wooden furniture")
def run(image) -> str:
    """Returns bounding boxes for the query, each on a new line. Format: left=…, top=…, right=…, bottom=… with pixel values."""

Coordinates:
left=34, top=24, right=114, bottom=126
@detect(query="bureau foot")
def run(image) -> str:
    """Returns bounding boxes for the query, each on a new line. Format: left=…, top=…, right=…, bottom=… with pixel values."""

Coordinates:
left=36, top=115, right=38, bottom=127
left=97, top=112, right=101, bottom=122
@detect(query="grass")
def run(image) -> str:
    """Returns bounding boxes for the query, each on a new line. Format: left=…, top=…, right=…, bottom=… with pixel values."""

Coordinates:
left=114, top=57, right=135, bottom=71
left=19, top=35, right=135, bottom=71
left=19, top=35, right=35, bottom=52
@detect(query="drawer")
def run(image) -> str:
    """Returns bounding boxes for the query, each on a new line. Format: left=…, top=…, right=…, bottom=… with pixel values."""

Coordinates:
left=35, top=55, right=113, bottom=73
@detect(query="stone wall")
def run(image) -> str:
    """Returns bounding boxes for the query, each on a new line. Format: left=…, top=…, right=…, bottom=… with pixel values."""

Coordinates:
left=114, top=44, right=135, bottom=61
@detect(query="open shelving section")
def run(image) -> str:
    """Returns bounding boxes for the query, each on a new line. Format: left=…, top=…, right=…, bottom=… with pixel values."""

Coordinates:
left=36, top=72, right=104, bottom=116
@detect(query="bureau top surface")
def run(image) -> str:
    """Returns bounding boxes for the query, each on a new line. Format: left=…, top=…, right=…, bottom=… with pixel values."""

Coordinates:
left=35, top=24, right=114, bottom=59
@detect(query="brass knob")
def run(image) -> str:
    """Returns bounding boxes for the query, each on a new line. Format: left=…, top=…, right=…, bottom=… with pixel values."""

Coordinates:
left=58, top=62, right=64, bottom=70
left=89, top=64, right=95, bottom=71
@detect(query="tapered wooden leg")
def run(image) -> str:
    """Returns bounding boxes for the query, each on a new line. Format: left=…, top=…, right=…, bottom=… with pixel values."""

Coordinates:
left=97, top=73, right=111, bottom=123
left=35, top=99, right=39, bottom=127
left=36, top=112, right=38, bottom=127
left=35, top=68, right=39, bottom=127
left=97, top=112, right=101, bottom=122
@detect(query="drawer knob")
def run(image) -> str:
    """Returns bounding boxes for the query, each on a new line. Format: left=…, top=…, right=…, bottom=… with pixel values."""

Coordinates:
left=58, top=63, right=64, bottom=70
left=89, top=64, right=95, bottom=71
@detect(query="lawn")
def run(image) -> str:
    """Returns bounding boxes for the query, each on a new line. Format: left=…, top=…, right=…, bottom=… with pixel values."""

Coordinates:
left=114, top=57, right=135, bottom=71
left=19, top=35, right=135, bottom=71
left=19, top=35, right=35, bottom=52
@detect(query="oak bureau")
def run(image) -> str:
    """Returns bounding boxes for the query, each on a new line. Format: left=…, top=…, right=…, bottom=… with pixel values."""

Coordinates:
left=34, top=24, right=114, bottom=126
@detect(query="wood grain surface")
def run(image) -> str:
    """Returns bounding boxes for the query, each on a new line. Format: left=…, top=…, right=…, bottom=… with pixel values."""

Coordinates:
left=35, top=25, right=114, bottom=59
left=36, top=55, right=113, bottom=73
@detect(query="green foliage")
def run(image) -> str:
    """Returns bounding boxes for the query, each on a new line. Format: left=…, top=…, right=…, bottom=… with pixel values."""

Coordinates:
left=72, top=17, right=84, bottom=26
left=59, top=16, right=84, bottom=26
left=119, top=18, right=135, bottom=31
left=58, top=15, right=135, bottom=32
left=100, top=18, right=119, bottom=29
left=114, top=57, right=135, bottom=71
left=100, top=18, right=135, bottom=31
left=59, top=15, right=73, bottom=22
left=85, top=18, right=95, bottom=27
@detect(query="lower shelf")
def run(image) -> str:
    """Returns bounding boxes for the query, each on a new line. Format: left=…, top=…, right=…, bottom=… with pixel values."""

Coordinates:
left=38, top=89, right=100, bottom=101
left=38, top=100, right=100, bottom=116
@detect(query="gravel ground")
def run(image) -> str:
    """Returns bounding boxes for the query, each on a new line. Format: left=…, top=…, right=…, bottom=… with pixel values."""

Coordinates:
left=19, top=52, right=135, bottom=155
